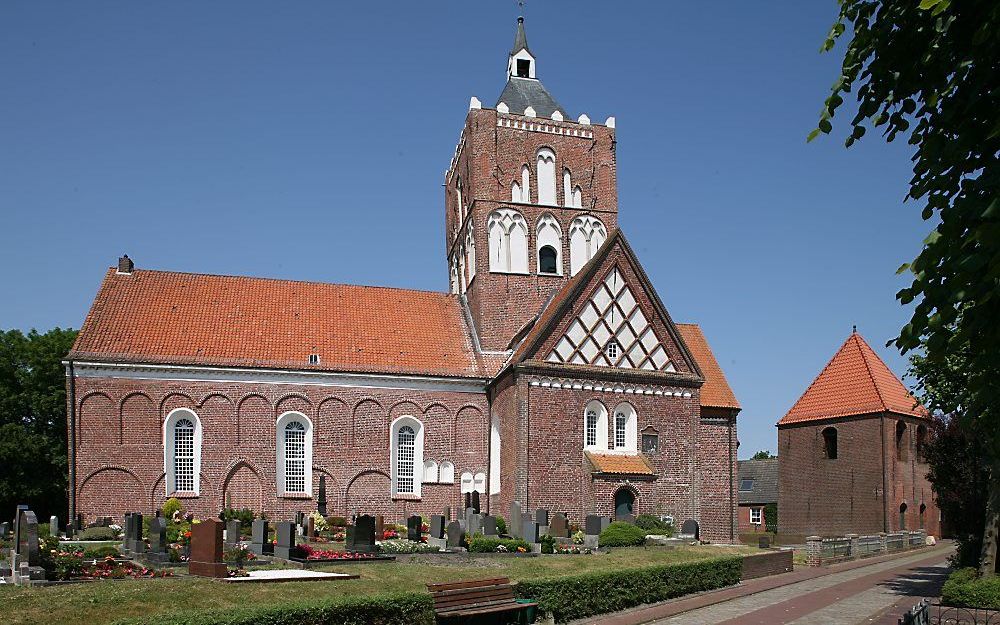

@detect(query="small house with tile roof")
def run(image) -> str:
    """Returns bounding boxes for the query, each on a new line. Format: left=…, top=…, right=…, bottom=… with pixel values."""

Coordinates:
left=737, top=458, right=778, bottom=534
left=776, top=330, right=939, bottom=538
left=65, top=18, right=741, bottom=541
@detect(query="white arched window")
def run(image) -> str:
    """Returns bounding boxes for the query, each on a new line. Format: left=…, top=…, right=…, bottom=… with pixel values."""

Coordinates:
left=460, top=471, right=474, bottom=494
left=584, top=400, right=609, bottom=450
left=536, top=213, right=563, bottom=275
left=164, top=408, right=202, bottom=495
left=512, top=181, right=521, bottom=202
left=563, top=168, right=572, bottom=207
left=473, top=472, right=487, bottom=494
left=458, top=244, right=467, bottom=294
left=423, top=459, right=439, bottom=483
left=455, top=176, right=464, bottom=223
left=612, top=403, right=638, bottom=452
left=521, top=165, right=531, bottom=203
left=440, top=460, right=455, bottom=483
left=466, top=226, right=476, bottom=282
left=536, top=148, right=556, bottom=205
left=489, top=414, right=501, bottom=495
left=450, top=261, right=459, bottom=294
left=569, top=216, right=608, bottom=275
left=276, top=412, right=313, bottom=496
left=488, top=209, right=529, bottom=273
left=572, top=186, right=582, bottom=208
left=391, top=416, right=424, bottom=496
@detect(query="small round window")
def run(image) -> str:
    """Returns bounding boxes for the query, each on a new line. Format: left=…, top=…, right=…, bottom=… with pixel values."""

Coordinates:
left=605, top=340, right=620, bottom=360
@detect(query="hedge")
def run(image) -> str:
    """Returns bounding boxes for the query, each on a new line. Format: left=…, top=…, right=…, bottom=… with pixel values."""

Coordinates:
left=114, top=592, right=435, bottom=625
left=941, top=568, right=1000, bottom=609
left=514, top=556, right=743, bottom=623
left=598, top=522, right=647, bottom=548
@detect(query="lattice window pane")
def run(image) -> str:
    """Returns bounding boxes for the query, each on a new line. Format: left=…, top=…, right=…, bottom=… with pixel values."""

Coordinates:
left=585, top=411, right=597, bottom=447
left=284, top=421, right=306, bottom=493
left=397, top=425, right=415, bottom=494
left=615, top=413, right=627, bottom=448
left=174, top=418, right=195, bottom=492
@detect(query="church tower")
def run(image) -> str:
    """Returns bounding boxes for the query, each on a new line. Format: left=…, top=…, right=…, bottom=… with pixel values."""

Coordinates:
left=445, top=17, right=620, bottom=352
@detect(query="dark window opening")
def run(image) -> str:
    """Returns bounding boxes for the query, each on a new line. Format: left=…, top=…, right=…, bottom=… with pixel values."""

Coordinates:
left=916, top=424, right=928, bottom=461
left=822, top=427, right=838, bottom=460
left=919, top=503, right=926, bottom=529
left=516, top=59, right=531, bottom=77
left=899, top=502, right=908, bottom=530
left=896, top=420, right=908, bottom=461
left=539, top=245, right=558, bottom=274
left=739, top=479, right=754, bottom=492
left=641, top=433, right=658, bottom=454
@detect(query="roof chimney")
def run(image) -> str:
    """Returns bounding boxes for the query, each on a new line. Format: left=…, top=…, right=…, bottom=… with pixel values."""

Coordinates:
left=117, top=254, right=134, bottom=274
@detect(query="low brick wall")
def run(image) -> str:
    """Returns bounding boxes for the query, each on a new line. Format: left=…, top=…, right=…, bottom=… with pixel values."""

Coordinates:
left=806, top=530, right=928, bottom=566
left=741, top=550, right=794, bottom=580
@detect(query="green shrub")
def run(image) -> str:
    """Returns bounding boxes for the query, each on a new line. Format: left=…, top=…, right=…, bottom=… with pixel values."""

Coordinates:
left=162, top=497, right=183, bottom=519
left=221, top=508, right=256, bottom=530
left=83, top=545, right=121, bottom=559
left=496, top=515, right=507, bottom=536
left=599, top=522, right=647, bottom=548
left=515, top=556, right=742, bottom=623
left=326, top=516, right=348, bottom=528
left=79, top=526, right=117, bottom=541
left=635, top=514, right=674, bottom=535
left=942, top=568, right=1000, bottom=609
left=467, top=535, right=531, bottom=553
left=113, top=592, right=435, bottom=625
left=540, top=534, right=556, bottom=554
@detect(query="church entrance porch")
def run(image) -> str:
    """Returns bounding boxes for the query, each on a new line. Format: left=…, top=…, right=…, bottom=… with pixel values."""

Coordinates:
left=615, top=488, right=635, bottom=520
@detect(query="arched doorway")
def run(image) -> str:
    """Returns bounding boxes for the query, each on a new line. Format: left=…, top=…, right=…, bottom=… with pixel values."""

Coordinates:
left=614, top=488, right=635, bottom=520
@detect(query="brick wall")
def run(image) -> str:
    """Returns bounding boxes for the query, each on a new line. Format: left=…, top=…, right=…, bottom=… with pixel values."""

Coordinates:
left=698, top=409, right=738, bottom=543
left=738, top=504, right=767, bottom=534
left=741, top=550, right=793, bottom=580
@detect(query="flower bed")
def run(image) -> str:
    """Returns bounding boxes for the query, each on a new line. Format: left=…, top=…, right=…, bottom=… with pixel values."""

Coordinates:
left=47, top=551, right=173, bottom=581
left=290, top=544, right=393, bottom=562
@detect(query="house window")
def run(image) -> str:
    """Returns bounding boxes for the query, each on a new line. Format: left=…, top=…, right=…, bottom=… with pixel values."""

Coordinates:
left=308, top=353, right=320, bottom=365
left=391, top=416, right=424, bottom=496
left=163, top=408, right=201, bottom=496
left=563, top=169, right=572, bottom=207
left=750, top=508, right=762, bottom=525
left=641, top=432, right=659, bottom=454
left=521, top=165, right=531, bottom=203
left=276, top=412, right=313, bottom=497
left=822, top=426, right=838, bottom=460
left=605, top=340, right=620, bottom=361
left=173, top=419, right=195, bottom=493
left=739, top=479, right=754, bottom=492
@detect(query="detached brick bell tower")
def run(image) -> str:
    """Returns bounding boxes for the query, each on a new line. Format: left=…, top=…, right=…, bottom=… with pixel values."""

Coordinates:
left=445, top=17, right=620, bottom=352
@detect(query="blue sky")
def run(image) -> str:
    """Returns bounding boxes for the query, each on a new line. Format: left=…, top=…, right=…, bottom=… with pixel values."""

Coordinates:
left=0, top=2, right=928, bottom=457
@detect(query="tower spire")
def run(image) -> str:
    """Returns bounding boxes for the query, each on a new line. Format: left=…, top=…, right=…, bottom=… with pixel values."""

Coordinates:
left=512, top=16, right=530, bottom=56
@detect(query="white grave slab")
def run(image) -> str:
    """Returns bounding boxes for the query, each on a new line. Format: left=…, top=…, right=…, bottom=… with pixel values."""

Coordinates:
left=223, top=569, right=359, bottom=583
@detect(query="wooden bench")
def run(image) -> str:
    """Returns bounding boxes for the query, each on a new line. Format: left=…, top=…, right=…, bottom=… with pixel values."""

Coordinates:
left=427, top=577, right=537, bottom=622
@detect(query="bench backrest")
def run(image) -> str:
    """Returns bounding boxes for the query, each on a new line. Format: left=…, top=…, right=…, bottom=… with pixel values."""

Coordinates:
left=428, top=577, right=516, bottom=610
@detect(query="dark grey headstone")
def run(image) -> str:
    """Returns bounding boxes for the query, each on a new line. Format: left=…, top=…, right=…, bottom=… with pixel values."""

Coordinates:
left=534, top=509, right=549, bottom=526
left=295, top=511, right=304, bottom=527
left=508, top=502, right=522, bottom=538
left=274, top=522, right=296, bottom=559
left=522, top=518, right=540, bottom=544
left=149, top=517, right=168, bottom=554
left=317, top=475, right=328, bottom=516
left=250, top=519, right=273, bottom=556
left=758, top=535, right=771, bottom=549
left=49, top=516, right=58, bottom=537
left=550, top=512, right=569, bottom=538
left=407, top=515, right=422, bottom=542
left=470, top=491, right=481, bottom=514
left=129, top=513, right=144, bottom=553
left=680, top=519, right=699, bottom=539
left=17, top=509, right=40, bottom=566
left=482, top=515, right=497, bottom=536
left=600, top=516, right=612, bottom=532
left=1, top=521, right=10, bottom=537
left=225, top=520, right=241, bottom=546
left=121, top=513, right=132, bottom=552
left=446, top=520, right=464, bottom=549
left=430, top=515, right=445, bottom=539
left=468, top=513, right=482, bottom=537
left=585, top=514, right=603, bottom=536
left=350, top=515, right=377, bottom=553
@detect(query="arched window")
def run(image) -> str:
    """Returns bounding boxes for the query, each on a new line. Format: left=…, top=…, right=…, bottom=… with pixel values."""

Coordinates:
left=569, top=216, right=608, bottom=275
left=521, top=165, right=531, bottom=203
left=450, top=261, right=459, bottom=295
left=276, top=412, right=313, bottom=496
left=455, top=176, right=464, bottom=223
left=563, top=168, right=572, bottom=207
left=164, top=408, right=201, bottom=495
left=584, top=400, right=609, bottom=450
left=895, top=420, right=908, bottom=461
left=572, top=186, right=582, bottom=208
left=473, top=472, right=487, bottom=494
left=899, top=502, right=908, bottom=530
left=488, top=209, right=529, bottom=273
left=390, top=416, right=424, bottom=496
left=440, top=460, right=455, bottom=483
left=612, top=403, right=637, bottom=452
left=822, top=426, right=838, bottom=460
left=536, top=148, right=556, bottom=205
left=457, top=245, right=467, bottom=294
left=465, top=226, right=476, bottom=282
left=423, top=459, right=439, bottom=483
left=460, top=471, right=474, bottom=494
left=535, top=213, right=562, bottom=275
left=512, top=181, right=522, bottom=202
left=915, top=424, right=927, bottom=461
left=489, top=414, right=501, bottom=495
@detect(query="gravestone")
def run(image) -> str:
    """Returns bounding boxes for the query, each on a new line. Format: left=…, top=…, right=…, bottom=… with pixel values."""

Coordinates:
left=317, top=475, right=328, bottom=516
left=430, top=515, right=446, bottom=539
left=585, top=514, right=603, bottom=536
left=522, top=518, right=540, bottom=544
left=306, top=516, right=315, bottom=539
left=621, top=513, right=635, bottom=525
left=14, top=509, right=45, bottom=584
left=482, top=515, right=497, bottom=536
left=188, top=518, right=228, bottom=578
left=64, top=522, right=74, bottom=539
left=1, top=521, right=9, bottom=537
left=680, top=519, right=699, bottom=540
left=49, top=516, right=58, bottom=538
left=467, top=512, right=482, bottom=537
left=147, top=517, right=169, bottom=562
left=600, top=517, right=612, bottom=532
left=225, top=520, right=242, bottom=547
left=350, top=515, right=377, bottom=554
left=375, top=515, right=385, bottom=540
left=250, top=519, right=273, bottom=556
left=508, top=501, right=522, bottom=538
left=535, top=509, right=549, bottom=527
left=464, top=492, right=471, bottom=511
left=130, top=513, right=144, bottom=553
left=295, top=511, right=304, bottom=527
left=406, top=515, right=422, bottom=542
left=446, top=520, right=464, bottom=550
left=470, top=491, right=480, bottom=514
left=274, top=521, right=296, bottom=560
left=549, top=512, right=569, bottom=538
left=121, top=513, right=132, bottom=552
left=758, top=535, right=771, bottom=549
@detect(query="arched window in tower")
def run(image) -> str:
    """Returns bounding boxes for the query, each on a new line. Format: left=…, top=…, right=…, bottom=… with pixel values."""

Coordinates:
left=563, top=168, right=572, bottom=207
left=572, top=186, right=583, bottom=208
left=822, top=426, right=838, bottom=460
left=465, top=226, right=476, bottom=282
left=457, top=245, right=467, bottom=294
left=512, top=181, right=521, bottom=202
left=488, top=209, right=528, bottom=273
left=455, top=176, right=464, bottom=224
left=536, top=148, right=556, bottom=205
left=895, top=420, right=908, bottom=461
left=535, top=213, right=562, bottom=275
left=569, top=216, right=608, bottom=275
left=915, top=424, right=927, bottom=461
left=450, top=260, right=459, bottom=295
left=521, top=165, right=531, bottom=203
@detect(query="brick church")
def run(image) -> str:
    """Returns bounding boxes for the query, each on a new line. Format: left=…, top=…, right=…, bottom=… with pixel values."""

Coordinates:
left=66, top=18, right=742, bottom=542
left=777, top=329, right=940, bottom=538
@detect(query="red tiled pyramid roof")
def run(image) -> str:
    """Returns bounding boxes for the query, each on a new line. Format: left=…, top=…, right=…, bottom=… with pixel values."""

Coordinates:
left=69, top=268, right=485, bottom=379
left=778, top=331, right=927, bottom=425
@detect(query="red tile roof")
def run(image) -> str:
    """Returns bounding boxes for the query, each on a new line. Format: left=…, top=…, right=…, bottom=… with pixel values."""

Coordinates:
left=69, top=269, right=485, bottom=378
left=585, top=452, right=656, bottom=476
left=675, top=324, right=741, bottom=410
left=778, top=331, right=927, bottom=425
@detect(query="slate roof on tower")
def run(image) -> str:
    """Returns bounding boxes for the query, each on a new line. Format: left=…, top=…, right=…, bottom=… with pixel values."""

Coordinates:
left=69, top=268, right=486, bottom=379
left=778, top=330, right=927, bottom=425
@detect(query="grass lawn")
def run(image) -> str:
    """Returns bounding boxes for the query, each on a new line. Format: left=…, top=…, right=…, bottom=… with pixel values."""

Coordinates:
left=1, top=544, right=758, bottom=625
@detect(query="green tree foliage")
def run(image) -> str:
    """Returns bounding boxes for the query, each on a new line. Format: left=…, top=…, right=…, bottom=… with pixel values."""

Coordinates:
left=0, top=328, right=77, bottom=520
left=751, top=450, right=774, bottom=460
left=815, top=0, right=1000, bottom=576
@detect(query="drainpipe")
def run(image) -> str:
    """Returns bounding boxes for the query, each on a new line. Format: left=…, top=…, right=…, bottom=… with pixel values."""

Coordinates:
left=881, top=415, right=888, bottom=533
left=67, top=361, right=77, bottom=525
left=729, top=411, right=736, bottom=542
